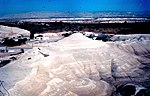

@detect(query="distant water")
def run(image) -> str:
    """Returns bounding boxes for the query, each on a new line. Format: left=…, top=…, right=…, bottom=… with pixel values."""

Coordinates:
left=74, top=11, right=150, bottom=18
left=0, top=11, right=150, bottom=19
left=0, top=11, right=150, bottom=23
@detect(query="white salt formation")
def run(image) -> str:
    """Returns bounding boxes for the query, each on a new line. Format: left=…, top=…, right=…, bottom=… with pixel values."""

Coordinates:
left=0, top=33, right=150, bottom=96
left=0, top=25, right=30, bottom=39
left=111, top=34, right=150, bottom=42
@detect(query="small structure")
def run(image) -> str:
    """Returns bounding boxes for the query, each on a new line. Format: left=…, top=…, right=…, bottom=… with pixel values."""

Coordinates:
left=8, top=48, right=23, bottom=53
left=34, top=34, right=50, bottom=41
left=83, top=32, right=94, bottom=37
left=35, top=35, right=43, bottom=40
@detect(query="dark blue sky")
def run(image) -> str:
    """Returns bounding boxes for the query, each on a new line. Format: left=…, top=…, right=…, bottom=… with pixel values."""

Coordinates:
left=0, top=0, right=150, bottom=16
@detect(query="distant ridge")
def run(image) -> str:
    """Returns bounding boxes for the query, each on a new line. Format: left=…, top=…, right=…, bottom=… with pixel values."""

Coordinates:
left=0, top=11, right=150, bottom=19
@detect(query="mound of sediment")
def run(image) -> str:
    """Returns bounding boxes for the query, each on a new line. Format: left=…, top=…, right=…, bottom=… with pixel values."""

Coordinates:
left=0, top=25, right=30, bottom=39
left=0, top=33, right=150, bottom=96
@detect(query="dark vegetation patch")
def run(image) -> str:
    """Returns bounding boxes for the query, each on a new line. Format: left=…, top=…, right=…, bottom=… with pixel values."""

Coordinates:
left=0, top=21, right=150, bottom=39
left=62, top=33, right=72, bottom=37
left=0, top=60, right=11, bottom=68
left=9, top=57, right=17, bottom=61
left=0, top=57, right=17, bottom=68
left=1, top=38, right=27, bottom=46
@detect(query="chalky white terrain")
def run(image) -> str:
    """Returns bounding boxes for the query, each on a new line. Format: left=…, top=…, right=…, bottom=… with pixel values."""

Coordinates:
left=0, top=33, right=150, bottom=96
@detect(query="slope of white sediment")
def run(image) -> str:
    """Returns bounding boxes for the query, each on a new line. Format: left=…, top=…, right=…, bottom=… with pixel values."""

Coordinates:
left=0, top=54, right=32, bottom=90
left=1, top=33, right=150, bottom=96
left=111, top=34, right=150, bottom=41
left=0, top=25, right=30, bottom=39
left=53, top=33, right=107, bottom=50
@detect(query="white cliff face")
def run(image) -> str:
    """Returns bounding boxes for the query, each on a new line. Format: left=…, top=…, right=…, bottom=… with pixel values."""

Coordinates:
left=1, top=33, right=150, bottom=96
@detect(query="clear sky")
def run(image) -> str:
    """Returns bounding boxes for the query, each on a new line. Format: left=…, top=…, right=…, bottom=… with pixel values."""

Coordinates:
left=0, top=0, right=150, bottom=16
